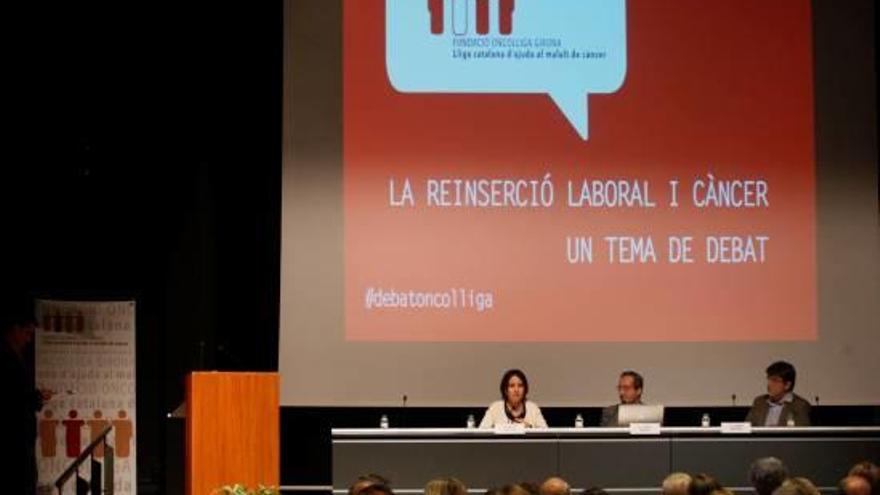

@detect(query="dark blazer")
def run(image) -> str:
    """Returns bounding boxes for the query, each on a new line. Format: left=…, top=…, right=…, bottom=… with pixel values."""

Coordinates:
left=600, top=404, right=619, bottom=427
left=0, top=340, right=43, bottom=494
left=745, top=393, right=812, bottom=426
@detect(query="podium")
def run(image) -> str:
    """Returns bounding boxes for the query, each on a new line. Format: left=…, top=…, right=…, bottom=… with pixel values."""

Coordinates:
left=186, top=372, right=280, bottom=495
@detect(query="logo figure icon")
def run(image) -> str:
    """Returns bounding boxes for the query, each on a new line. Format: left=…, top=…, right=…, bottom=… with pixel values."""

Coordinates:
left=428, top=0, right=515, bottom=36
left=388, top=0, right=628, bottom=139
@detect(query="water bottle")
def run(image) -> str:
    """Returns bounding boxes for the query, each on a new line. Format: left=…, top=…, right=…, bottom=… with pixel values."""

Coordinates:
left=574, top=414, right=584, bottom=428
left=466, top=414, right=476, bottom=429
left=786, top=414, right=795, bottom=427
left=379, top=414, right=389, bottom=429
left=701, top=413, right=710, bottom=427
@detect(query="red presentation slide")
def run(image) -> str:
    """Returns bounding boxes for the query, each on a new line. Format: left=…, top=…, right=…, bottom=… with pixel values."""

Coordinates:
left=343, top=0, right=816, bottom=341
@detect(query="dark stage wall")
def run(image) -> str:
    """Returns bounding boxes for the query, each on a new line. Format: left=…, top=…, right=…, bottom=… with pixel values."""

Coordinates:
left=4, top=3, right=282, bottom=493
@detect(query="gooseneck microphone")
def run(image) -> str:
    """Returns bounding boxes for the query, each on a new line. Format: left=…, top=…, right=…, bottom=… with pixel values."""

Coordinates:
left=401, top=394, right=408, bottom=428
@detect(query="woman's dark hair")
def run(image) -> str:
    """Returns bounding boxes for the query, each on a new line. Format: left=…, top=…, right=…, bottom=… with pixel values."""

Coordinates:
left=499, top=369, right=530, bottom=401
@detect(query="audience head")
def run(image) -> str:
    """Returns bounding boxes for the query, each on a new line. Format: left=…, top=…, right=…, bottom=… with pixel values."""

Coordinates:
left=582, top=488, right=609, bottom=495
left=839, top=476, right=871, bottom=495
left=349, top=474, right=393, bottom=495
left=773, top=478, right=821, bottom=495
left=499, top=369, right=530, bottom=405
left=688, top=473, right=722, bottom=495
left=750, top=457, right=789, bottom=495
left=617, top=370, right=644, bottom=404
left=848, top=461, right=879, bottom=495
left=1, top=296, right=36, bottom=352
left=765, top=361, right=797, bottom=399
left=662, top=472, right=693, bottom=495
left=500, top=484, right=533, bottom=495
left=425, top=477, right=467, bottom=495
left=518, top=482, right=540, bottom=495
left=539, top=477, right=570, bottom=495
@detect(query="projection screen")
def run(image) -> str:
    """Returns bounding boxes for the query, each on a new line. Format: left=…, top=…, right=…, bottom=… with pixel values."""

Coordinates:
left=280, top=0, right=879, bottom=406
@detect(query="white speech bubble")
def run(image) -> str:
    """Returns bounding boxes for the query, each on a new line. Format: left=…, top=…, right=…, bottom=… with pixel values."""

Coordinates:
left=387, top=0, right=627, bottom=139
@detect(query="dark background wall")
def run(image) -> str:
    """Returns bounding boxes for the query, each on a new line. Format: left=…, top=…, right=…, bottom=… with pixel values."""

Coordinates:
left=2, top=2, right=878, bottom=494
left=4, top=2, right=282, bottom=493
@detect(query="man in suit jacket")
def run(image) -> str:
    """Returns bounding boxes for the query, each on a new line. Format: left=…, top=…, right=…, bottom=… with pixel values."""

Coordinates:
left=600, top=370, right=644, bottom=426
left=1, top=300, right=49, bottom=495
left=745, top=361, right=811, bottom=426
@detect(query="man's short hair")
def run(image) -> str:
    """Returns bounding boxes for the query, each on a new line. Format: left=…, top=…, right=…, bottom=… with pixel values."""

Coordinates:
left=848, top=461, right=879, bottom=495
left=620, top=370, right=644, bottom=390
left=662, top=472, right=692, bottom=495
left=750, top=457, right=789, bottom=495
left=539, top=477, right=570, bottom=495
left=349, top=474, right=392, bottom=495
left=0, top=295, right=36, bottom=334
left=839, top=476, right=872, bottom=495
left=773, top=478, right=820, bottom=495
left=766, top=361, right=797, bottom=391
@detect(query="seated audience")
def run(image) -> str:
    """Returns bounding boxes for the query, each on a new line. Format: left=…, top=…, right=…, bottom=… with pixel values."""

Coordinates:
left=688, top=474, right=722, bottom=495
left=839, top=476, right=871, bottom=495
left=479, top=369, right=548, bottom=428
left=662, top=472, right=693, bottom=495
left=848, top=461, right=879, bottom=495
left=349, top=474, right=393, bottom=495
left=745, top=361, right=811, bottom=426
left=425, top=477, right=467, bottom=495
left=539, top=477, right=570, bottom=495
left=750, top=457, right=789, bottom=495
left=500, top=484, right=534, bottom=495
left=773, top=478, right=821, bottom=495
left=518, top=482, right=540, bottom=495
left=601, top=370, right=645, bottom=427
left=688, top=473, right=722, bottom=495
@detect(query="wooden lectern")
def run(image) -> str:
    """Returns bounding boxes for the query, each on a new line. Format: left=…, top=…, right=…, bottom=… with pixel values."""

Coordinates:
left=186, top=372, right=280, bottom=495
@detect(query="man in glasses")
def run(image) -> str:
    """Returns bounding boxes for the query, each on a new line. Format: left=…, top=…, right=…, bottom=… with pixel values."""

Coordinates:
left=600, top=370, right=644, bottom=427
left=746, top=361, right=811, bottom=426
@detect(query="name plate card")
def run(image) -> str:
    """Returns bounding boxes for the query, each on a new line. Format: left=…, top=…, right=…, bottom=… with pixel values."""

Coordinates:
left=629, top=423, right=662, bottom=435
left=494, top=423, right=527, bottom=435
left=721, top=422, right=753, bottom=434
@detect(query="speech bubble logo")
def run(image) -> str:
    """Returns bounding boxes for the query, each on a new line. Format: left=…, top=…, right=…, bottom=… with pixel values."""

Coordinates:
left=386, top=0, right=627, bottom=140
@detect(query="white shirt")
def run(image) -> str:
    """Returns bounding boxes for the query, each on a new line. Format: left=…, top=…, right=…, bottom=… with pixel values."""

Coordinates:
left=765, top=392, right=794, bottom=426
left=478, top=400, right=548, bottom=429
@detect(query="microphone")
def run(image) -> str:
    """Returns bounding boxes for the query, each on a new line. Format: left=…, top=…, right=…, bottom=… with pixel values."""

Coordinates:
left=401, top=394, right=408, bottom=428
left=731, top=393, right=737, bottom=406
left=814, top=395, right=820, bottom=406
left=216, top=343, right=245, bottom=369
left=197, top=341, right=207, bottom=370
